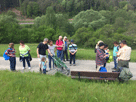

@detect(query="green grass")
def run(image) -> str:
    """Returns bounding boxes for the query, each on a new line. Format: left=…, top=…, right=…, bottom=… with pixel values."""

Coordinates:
left=0, top=44, right=136, bottom=61
left=0, top=70, right=136, bottom=102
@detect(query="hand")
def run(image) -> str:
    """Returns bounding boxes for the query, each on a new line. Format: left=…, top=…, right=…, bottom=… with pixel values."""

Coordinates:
left=37, top=54, right=40, bottom=58
left=50, top=54, right=53, bottom=57
left=71, top=53, right=74, bottom=55
left=107, top=49, right=110, bottom=52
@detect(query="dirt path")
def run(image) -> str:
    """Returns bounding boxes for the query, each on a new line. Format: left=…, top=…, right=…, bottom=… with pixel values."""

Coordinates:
left=0, top=57, right=136, bottom=80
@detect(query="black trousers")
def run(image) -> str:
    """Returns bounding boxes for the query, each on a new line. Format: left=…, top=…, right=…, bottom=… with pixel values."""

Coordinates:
left=70, top=53, right=76, bottom=64
left=63, top=50, right=68, bottom=61
left=9, top=57, right=16, bottom=71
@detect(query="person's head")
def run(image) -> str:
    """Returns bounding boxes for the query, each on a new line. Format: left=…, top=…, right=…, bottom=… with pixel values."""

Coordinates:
left=120, top=40, right=127, bottom=47
left=113, top=41, right=119, bottom=47
left=20, top=40, right=24, bottom=46
left=9, top=43, right=14, bottom=48
left=49, top=40, right=53, bottom=45
left=59, top=36, right=62, bottom=40
left=43, top=38, right=48, bottom=44
left=64, top=36, right=67, bottom=41
left=104, top=44, right=108, bottom=50
left=41, top=57, right=46, bottom=62
left=98, top=42, right=105, bottom=49
left=71, top=39, right=74, bottom=44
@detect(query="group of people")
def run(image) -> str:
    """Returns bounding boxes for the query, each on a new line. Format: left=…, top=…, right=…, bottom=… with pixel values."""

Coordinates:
left=5, top=36, right=77, bottom=74
left=95, top=40, right=131, bottom=72
left=5, top=37, right=131, bottom=73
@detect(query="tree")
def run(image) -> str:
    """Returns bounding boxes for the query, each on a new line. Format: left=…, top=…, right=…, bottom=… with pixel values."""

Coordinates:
left=72, top=9, right=106, bottom=30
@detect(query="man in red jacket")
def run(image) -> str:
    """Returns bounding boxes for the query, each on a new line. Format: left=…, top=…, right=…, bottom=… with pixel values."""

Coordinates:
left=56, top=36, right=64, bottom=60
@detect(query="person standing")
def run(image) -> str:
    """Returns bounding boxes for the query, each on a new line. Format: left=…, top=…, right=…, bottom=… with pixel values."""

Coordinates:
left=5, top=43, right=16, bottom=71
left=63, top=36, right=69, bottom=61
left=69, top=40, right=77, bottom=66
left=112, top=41, right=119, bottom=70
left=37, top=38, right=52, bottom=72
left=48, top=40, right=56, bottom=70
left=19, top=41, right=31, bottom=70
left=116, top=40, right=131, bottom=71
left=41, top=57, right=47, bottom=74
left=96, top=42, right=108, bottom=72
left=56, top=36, right=64, bottom=61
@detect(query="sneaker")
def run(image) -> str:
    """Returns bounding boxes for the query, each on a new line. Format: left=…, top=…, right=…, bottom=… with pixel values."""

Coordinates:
left=23, top=67, right=25, bottom=70
left=73, top=64, right=76, bottom=66
left=28, top=67, right=31, bottom=69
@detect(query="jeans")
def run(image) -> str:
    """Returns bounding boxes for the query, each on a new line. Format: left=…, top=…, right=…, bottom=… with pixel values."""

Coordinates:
left=57, top=50, right=63, bottom=60
left=9, top=57, right=16, bottom=71
left=70, top=53, right=76, bottom=64
left=113, top=56, right=117, bottom=69
left=22, top=57, right=31, bottom=67
left=63, top=49, right=68, bottom=61
left=43, top=69, right=46, bottom=74
left=48, top=55, right=54, bottom=69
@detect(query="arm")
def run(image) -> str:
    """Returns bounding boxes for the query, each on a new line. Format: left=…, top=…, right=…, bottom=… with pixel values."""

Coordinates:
left=98, top=50, right=107, bottom=60
left=47, top=49, right=53, bottom=56
left=37, top=48, right=40, bottom=58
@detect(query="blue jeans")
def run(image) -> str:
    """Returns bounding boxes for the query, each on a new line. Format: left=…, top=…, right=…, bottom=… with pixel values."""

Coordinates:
left=70, top=53, right=76, bottom=64
left=22, top=57, right=31, bottom=67
left=48, top=55, right=54, bottom=69
left=113, top=56, right=117, bottom=69
left=57, top=50, right=63, bottom=60
left=43, top=69, right=46, bottom=74
left=9, top=57, right=16, bottom=71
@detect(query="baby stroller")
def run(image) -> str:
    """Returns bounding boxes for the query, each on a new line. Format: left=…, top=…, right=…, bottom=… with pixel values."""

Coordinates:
left=51, top=55, right=70, bottom=75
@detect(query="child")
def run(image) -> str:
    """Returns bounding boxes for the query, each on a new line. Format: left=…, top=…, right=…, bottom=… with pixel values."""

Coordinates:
left=69, top=40, right=77, bottom=66
left=48, top=40, right=56, bottom=70
left=103, top=44, right=109, bottom=67
left=5, top=43, right=16, bottom=71
left=113, top=41, right=119, bottom=70
left=41, top=57, right=47, bottom=74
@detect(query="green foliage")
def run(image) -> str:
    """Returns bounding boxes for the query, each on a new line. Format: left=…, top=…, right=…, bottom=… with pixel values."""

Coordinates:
left=26, top=1, right=40, bottom=18
left=0, top=15, right=19, bottom=43
left=72, top=9, right=106, bottom=30
left=6, top=10, right=17, bottom=18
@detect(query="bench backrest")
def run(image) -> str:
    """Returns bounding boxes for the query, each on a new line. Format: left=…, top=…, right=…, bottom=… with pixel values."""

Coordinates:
left=71, top=71, right=120, bottom=78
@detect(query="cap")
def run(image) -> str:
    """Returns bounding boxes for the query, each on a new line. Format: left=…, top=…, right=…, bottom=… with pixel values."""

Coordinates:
left=71, top=39, right=74, bottom=42
left=98, top=42, right=105, bottom=47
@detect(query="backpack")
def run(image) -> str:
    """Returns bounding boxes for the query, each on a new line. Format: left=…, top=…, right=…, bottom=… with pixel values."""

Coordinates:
left=99, top=67, right=107, bottom=72
left=119, top=68, right=133, bottom=82
left=3, top=48, right=12, bottom=60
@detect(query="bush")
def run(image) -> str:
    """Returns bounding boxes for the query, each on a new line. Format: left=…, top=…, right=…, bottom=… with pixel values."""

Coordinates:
left=6, top=10, right=17, bottom=18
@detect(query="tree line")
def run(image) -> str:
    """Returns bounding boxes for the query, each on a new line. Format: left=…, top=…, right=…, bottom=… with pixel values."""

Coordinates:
left=19, top=0, right=136, bottom=18
left=0, top=6, right=136, bottom=49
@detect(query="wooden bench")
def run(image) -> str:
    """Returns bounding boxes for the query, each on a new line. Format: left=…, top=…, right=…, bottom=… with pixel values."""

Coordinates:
left=71, top=71, right=120, bottom=81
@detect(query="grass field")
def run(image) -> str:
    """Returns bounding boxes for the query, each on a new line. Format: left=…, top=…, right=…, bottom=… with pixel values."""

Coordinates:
left=0, top=70, right=136, bottom=102
left=0, top=44, right=136, bottom=62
